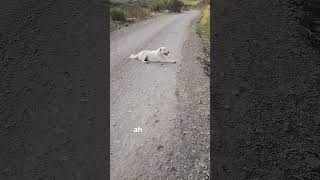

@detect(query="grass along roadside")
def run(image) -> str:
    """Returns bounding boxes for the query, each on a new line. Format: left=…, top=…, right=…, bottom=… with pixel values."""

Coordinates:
left=110, top=2, right=153, bottom=31
left=110, top=0, right=184, bottom=31
left=195, top=1, right=210, bottom=75
left=196, top=17, right=210, bottom=76
left=200, top=4, right=210, bottom=38
left=181, top=0, right=210, bottom=38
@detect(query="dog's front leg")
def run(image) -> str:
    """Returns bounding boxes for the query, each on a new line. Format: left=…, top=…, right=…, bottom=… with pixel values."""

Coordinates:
left=160, top=55, right=176, bottom=63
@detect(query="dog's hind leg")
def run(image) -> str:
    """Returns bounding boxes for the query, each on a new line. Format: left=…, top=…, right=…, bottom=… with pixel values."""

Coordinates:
left=141, top=54, right=149, bottom=63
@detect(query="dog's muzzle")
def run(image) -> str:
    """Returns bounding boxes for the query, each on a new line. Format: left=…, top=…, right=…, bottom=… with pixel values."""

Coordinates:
left=164, top=52, right=169, bottom=56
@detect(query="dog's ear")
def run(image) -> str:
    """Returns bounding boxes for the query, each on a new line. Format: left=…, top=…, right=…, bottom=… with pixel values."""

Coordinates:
left=162, top=47, right=167, bottom=53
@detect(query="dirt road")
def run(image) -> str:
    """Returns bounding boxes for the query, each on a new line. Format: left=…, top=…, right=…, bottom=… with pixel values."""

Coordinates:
left=110, top=10, right=210, bottom=179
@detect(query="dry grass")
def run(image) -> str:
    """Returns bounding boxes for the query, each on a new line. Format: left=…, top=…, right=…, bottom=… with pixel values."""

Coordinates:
left=122, top=5, right=151, bottom=19
left=110, top=3, right=151, bottom=22
left=183, top=0, right=201, bottom=6
left=200, top=4, right=210, bottom=38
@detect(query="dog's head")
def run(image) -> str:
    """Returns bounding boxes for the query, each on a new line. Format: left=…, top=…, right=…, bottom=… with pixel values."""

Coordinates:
left=158, top=47, right=170, bottom=56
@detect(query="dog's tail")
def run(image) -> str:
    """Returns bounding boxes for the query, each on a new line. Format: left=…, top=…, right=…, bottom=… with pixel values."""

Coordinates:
left=129, top=54, right=138, bottom=59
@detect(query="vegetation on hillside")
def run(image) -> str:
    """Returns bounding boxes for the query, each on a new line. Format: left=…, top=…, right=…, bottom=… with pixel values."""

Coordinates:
left=111, top=8, right=127, bottom=21
left=110, top=0, right=210, bottom=35
left=110, top=0, right=184, bottom=22
left=149, top=0, right=184, bottom=12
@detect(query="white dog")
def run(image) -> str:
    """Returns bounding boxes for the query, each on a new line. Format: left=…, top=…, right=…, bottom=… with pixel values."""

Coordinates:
left=129, top=47, right=176, bottom=63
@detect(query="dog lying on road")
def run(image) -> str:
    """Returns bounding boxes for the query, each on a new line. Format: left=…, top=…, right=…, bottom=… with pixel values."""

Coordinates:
left=129, top=47, right=176, bottom=64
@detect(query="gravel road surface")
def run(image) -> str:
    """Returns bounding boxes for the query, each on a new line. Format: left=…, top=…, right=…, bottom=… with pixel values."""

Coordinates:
left=212, top=0, right=320, bottom=179
left=0, top=1, right=108, bottom=179
left=111, top=10, right=210, bottom=179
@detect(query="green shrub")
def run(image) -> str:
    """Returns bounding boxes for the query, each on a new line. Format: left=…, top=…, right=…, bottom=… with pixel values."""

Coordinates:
left=149, top=0, right=167, bottom=11
left=111, top=8, right=126, bottom=21
left=149, top=0, right=183, bottom=12
left=168, top=0, right=184, bottom=12
left=122, top=5, right=150, bottom=19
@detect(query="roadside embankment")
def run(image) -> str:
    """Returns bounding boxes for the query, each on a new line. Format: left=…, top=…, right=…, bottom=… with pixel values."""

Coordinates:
left=196, top=1, right=210, bottom=75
